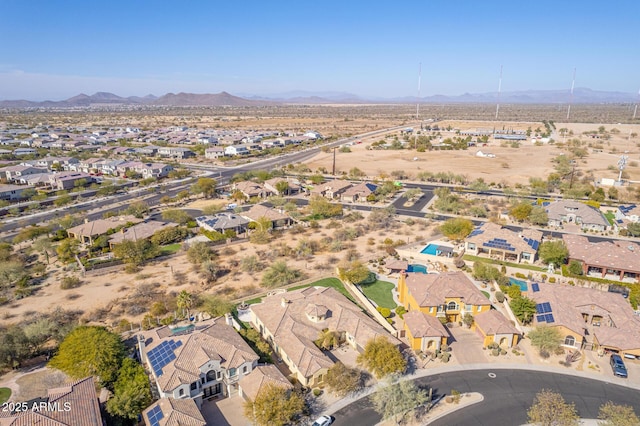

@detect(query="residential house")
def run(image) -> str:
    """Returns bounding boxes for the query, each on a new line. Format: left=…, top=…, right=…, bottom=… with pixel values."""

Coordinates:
left=13, top=147, right=36, bottom=156
left=616, top=204, right=640, bottom=224
left=196, top=213, right=249, bottom=235
left=546, top=200, right=610, bottom=231
left=49, top=171, right=93, bottom=190
left=135, top=145, right=161, bottom=156
left=473, top=310, right=520, bottom=348
left=241, top=204, right=294, bottom=229
left=232, top=181, right=272, bottom=200
left=224, top=144, right=250, bottom=156
left=142, top=398, right=206, bottom=426
left=238, top=364, right=292, bottom=402
left=250, top=286, right=401, bottom=387
left=263, top=177, right=301, bottom=196
left=341, top=182, right=378, bottom=203
left=0, top=377, right=103, bottom=426
left=66, top=216, right=141, bottom=245
left=0, top=184, right=33, bottom=201
left=526, top=281, right=640, bottom=356
left=402, top=310, right=449, bottom=352
left=304, top=131, right=322, bottom=139
left=3, top=165, right=47, bottom=182
left=384, top=257, right=409, bottom=275
left=157, top=146, right=195, bottom=159
left=310, top=180, right=353, bottom=199
left=563, top=234, right=640, bottom=282
left=465, top=222, right=542, bottom=263
left=397, top=271, right=492, bottom=323
left=138, top=317, right=259, bottom=405
left=205, top=146, right=225, bottom=159
left=20, top=172, right=53, bottom=187
left=108, top=220, right=177, bottom=248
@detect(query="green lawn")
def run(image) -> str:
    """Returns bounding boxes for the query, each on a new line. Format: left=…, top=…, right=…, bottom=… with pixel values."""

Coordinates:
left=0, top=388, right=11, bottom=404
left=482, top=291, right=490, bottom=299
left=462, top=254, right=546, bottom=272
left=360, top=280, right=397, bottom=309
left=160, top=243, right=181, bottom=255
left=604, top=211, right=616, bottom=226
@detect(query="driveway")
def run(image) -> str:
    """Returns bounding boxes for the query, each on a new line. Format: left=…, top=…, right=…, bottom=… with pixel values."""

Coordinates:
left=200, top=397, right=251, bottom=426
left=448, top=326, right=488, bottom=364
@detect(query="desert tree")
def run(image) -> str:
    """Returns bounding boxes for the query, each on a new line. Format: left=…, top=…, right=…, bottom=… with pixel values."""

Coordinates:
left=324, top=362, right=366, bottom=397
left=528, top=326, right=562, bottom=357
left=243, top=383, right=306, bottom=426
left=598, top=401, right=640, bottom=426
left=106, top=358, right=152, bottom=421
left=261, top=261, right=302, bottom=288
left=372, top=376, right=429, bottom=424
left=527, top=389, right=579, bottom=426
left=538, top=241, right=569, bottom=267
left=439, top=217, right=474, bottom=241
left=357, top=337, right=406, bottom=379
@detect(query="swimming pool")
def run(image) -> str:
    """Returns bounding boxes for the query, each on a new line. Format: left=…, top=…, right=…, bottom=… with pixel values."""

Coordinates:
left=170, top=324, right=195, bottom=335
left=407, top=264, right=428, bottom=274
left=420, top=244, right=438, bottom=255
left=508, top=277, right=528, bottom=292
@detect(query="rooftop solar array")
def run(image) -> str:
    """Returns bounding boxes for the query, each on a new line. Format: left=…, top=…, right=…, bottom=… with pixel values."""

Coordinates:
left=619, top=205, right=637, bottom=214
left=531, top=283, right=540, bottom=292
left=536, top=313, right=555, bottom=323
left=147, top=405, right=164, bottom=426
left=535, top=302, right=552, bottom=314
left=482, top=238, right=516, bottom=252
left=469, top=227, right=484, bottom=237
left=147, top=339, right=182, bottom=377
left=523, top=237, right=540, bottom=251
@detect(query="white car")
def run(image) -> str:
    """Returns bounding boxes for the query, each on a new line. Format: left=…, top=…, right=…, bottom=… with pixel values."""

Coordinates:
left=312, top=415, right=334, bottom=426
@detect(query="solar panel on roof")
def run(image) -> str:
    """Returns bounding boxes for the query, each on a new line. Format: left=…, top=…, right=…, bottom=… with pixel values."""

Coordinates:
left=545, top=314, right=555, bottom=323
left=147, top=339, right=183, bottom=377
left=531, top=283, right=540, bottom=292
left=147, top=406, right=164, bottom=426
left=543, top=302, right=552, bottom=313
left=537, top=315, right=547, bottom=323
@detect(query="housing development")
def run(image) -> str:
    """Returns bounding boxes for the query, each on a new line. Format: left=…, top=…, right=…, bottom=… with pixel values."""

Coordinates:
left=1, top=102, right=640, bottom=426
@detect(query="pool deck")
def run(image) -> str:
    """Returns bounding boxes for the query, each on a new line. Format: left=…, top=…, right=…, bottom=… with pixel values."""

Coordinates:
left=396, top=240, right=458, bottom=272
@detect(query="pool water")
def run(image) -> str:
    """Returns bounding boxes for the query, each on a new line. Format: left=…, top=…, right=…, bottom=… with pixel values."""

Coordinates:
left=171, top=324, right=194, bottom=334
left=508, top=277, right=528, bottom=292
left=407, top=264, right=428, bottom=274
left=420, top=244, right=438, bottom=255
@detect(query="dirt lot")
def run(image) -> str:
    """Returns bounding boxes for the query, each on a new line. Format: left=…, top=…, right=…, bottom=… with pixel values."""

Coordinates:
left=304, top=121, right=640, bottom=187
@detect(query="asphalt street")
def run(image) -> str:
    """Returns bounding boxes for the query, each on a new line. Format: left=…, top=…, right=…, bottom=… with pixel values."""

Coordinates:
left=332, top=369, right=640, bottom=426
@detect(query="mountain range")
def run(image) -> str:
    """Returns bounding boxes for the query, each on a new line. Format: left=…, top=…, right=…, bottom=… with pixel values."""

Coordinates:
left=0, top=88, right=637, bottom=108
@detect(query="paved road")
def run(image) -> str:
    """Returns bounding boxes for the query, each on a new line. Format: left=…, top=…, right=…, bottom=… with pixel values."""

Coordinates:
left=332, top=369, right=640, bottom=426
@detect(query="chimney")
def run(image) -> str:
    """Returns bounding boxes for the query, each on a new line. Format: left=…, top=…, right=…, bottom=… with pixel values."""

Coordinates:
left=281, top=297, right=289, bottom=308
left=137, top=335, right=147, bottom=363
left=121, top=227, right=126, bottom=234
left=224, top=313, right=233, bottom=327
left=84, top=218, right=89, bottom=224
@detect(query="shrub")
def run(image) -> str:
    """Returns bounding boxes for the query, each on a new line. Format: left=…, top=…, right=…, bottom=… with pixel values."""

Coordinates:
left=441, top=352, right=451, bottom=363
left=313, top=388, right=322, bottom=397
left=495, top=291, right=505, bottom=303
left=395, top=306, right=407, bottom=319
left=491, top=348, right=500, bottom=356
left=60, top=276, right=82, bottom=290
left=451, top=389, right=461, bottom=404
left=377, top=307, right=391, bottom=318
left=540, top=349, right=550, bottom=359
left=548, top=277, right=556, bottom=283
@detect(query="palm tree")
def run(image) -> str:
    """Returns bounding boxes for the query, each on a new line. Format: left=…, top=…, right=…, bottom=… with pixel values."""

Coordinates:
left=315, top=329, right=342, bottom=350
left=176, top=291, right=193, bottom=319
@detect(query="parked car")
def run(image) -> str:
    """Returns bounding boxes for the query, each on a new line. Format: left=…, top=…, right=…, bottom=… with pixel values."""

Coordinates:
left=312, top=415, right=334, bottom=426
left=610, top=354, right=628, bottom=378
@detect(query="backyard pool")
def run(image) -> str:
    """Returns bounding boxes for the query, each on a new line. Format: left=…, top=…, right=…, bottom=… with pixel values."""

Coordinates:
left=420, top=244, right=439, bottom=255
left=170, top=324, right=195, bottom=335
left=407, top=264, right=428, bottom=274
left=509, top=277, right=528, bottom=292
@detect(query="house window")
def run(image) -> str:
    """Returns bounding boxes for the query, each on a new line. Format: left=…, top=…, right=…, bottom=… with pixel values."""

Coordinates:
left=229, top=368, right=237, bottom=377
left=447, top=302, right=458, bottom=311
left=564, top=335, right=576, bottom=347
left=217, top=371, right=221, bottom=380
left=429, top=307, right=434, bottom=313
left=178, top=388, right=184, bottom=397
left=190, top=382, right=198, bottom=391
left=206, top=370, right=217, bottom=382
left=243, top=365, right=248, bottom=374
left=468, top=243, right=476, bottom=250
left=477, top=306, right=482, bottom=312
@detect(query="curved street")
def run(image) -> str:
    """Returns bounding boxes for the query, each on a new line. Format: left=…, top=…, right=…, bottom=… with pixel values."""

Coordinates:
left=331, top=368, right=640, bottom=426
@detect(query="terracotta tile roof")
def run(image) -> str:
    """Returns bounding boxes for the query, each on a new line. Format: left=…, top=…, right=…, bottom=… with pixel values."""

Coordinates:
left=466, top=222, right=541, bottom=255
left=403, top=311, right=448, bottom=338
left=384, top=257, right=408, bottom=271
left=250, top=287, right=400, bottom=379
left=242, top=204, right=290, bottom=222
left=143, top=398, right=206, bottom=426
left=342, top=182, right=377, bottom=198
left=234, top=181, right=269, bottom=196
left=546, top=200, right=609, bottom=227
left=563, top=234, right=640, bottom=273
left=404, top=271, right=491, bottom=308
left=474, top=310, right=519, bottom=336
left=310, top=179, right=353, bottom=195
left=66, top=216, right=142, bottom=238
left=0, top=377, right=102, bottom=426
left=140, top=319, right=259, bottom=393
left=108, top=220, right=177, bottom=244
left=238, top=364, right=292, bottom=401
left=526, top=282, right=640, bottom=351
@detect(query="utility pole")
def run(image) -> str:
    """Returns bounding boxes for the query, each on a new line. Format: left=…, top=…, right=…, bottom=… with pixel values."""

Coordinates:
left=332, top=147, right=337, bottom=175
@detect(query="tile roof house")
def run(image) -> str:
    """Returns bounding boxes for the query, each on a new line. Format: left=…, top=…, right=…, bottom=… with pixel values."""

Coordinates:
left=525, top=281, right=640, bottom=356
left=66, top=216, right=142, bottom=245
left=241, top=204, right=294, bottom=229
left=473, top=309, right=520, bottom=348
left=616, top=204, right=640, bottom=224
left=142, top=397, right=206, bottom=426
left=0, top=184, right=33, bottom=201
left=232, top=181, right=272, bottom=200
left=398, top=272, right=492, bottom=324
left=263, top=177, right=302, bottom=196
left=402, top=310, right=448, bottom=352
left=563, top=234, right=640, bottom=282
left=341, top=182, right=378, bottom=203
left=108, top=220, right=177, bottom=248
left=196, top=213, right=249, bottom=234
left=49, top=171, right=94, bottom=190
left=138, top=317, right=260, bottom=406
left=465, top=222, right=542, bottom=263
left=238, top=364, right=292, bottom=401
left=250, top=286, right=401, bottom=387
left=546, top=200, right=610, bottom=231
left=310, top=180, right=353, bottom=199
left=0, top=377, right=102, bottom=426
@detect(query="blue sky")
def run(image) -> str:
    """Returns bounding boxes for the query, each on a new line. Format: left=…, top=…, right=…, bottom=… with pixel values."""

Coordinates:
left=0, top=0, right=638, bottom=100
